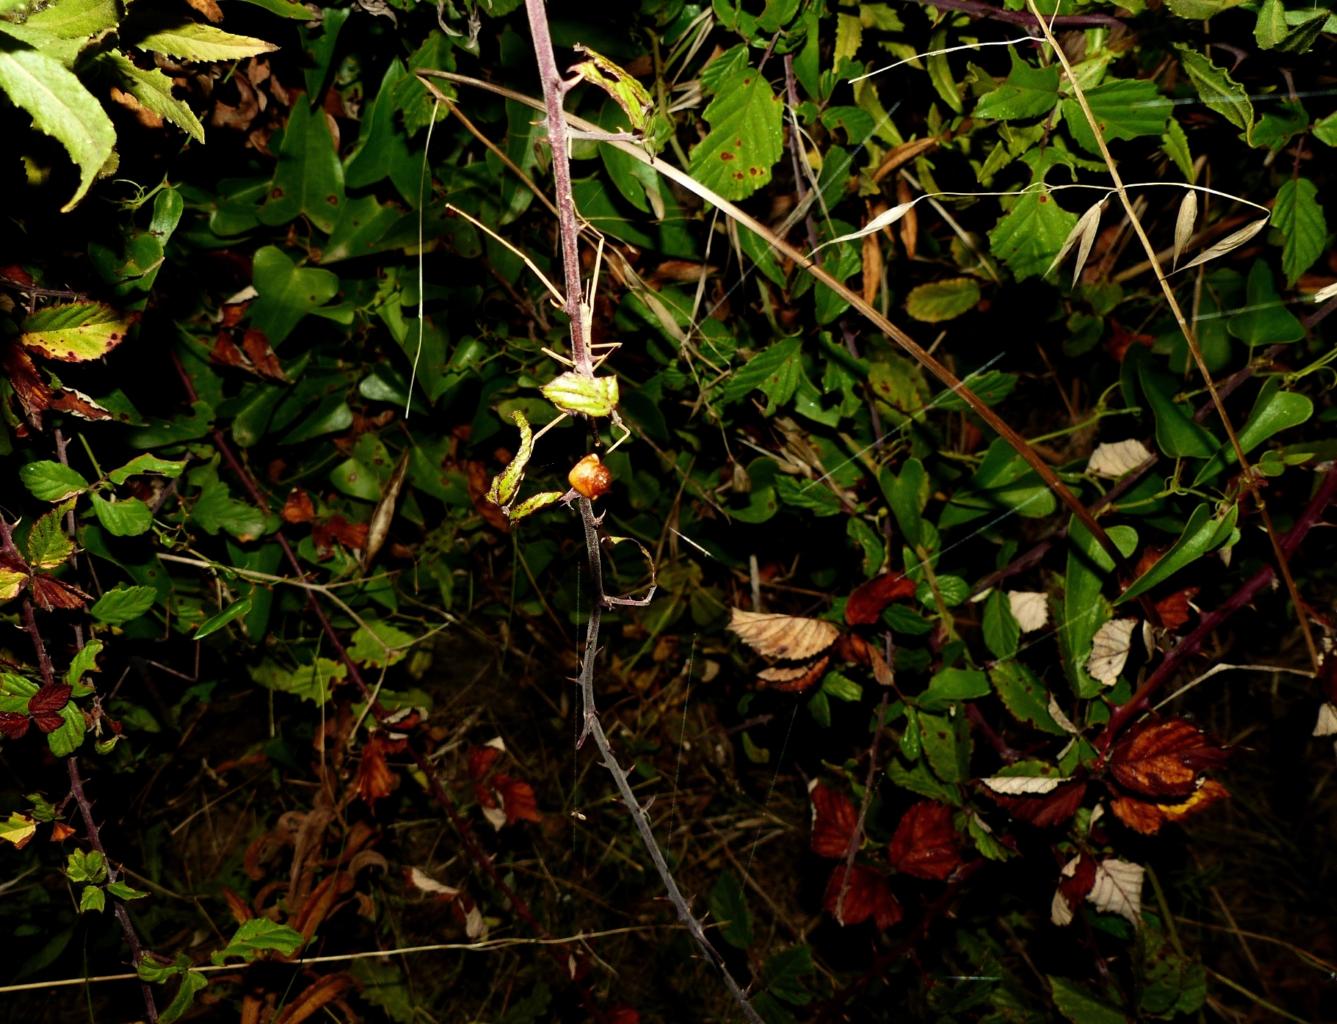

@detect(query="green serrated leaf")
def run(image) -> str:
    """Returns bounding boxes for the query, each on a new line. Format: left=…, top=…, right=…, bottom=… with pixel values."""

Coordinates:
left=989, top=190, right=1079, bottom=282
left=347, top=619, right=414, bottom=668
left=1174, top=44, right=1254, bottom=142
left=1049, top=976, right=1130, bottom=1024
left=982, top=590, right=1019, bottom=660
left=131, top=21, right=277, bottom=61
left=25, top=505, right=73, bottom=569
left=905, top=277, right=981, bottom=322
left=96, top=52, right=204, bottom=142
left=91, top=494, right=153, bottom=537
left=570, top=45, right=653, bottom=133
left=1254, top=0, right=1287, bottom=47
left=79, top=885, right=106, bottom=913
left=719, top=337, right=802, bottom=409
left=91, top=584, right=157, bottom=625
left=21, top=301, right=131, bottom=361
left=990, top=661, right=1067, bottom=734
left=1062, top=79, right=1170, bottom=153
left=0, top=0, right=118, bottom=66
left=688, top=60, right=783, bottom=201
left=47, top=701, right=85, bottom=756
left=973, top=50, right=1058, bottom=121
left=1271, top=178, right=1327, bottom=285
left=159, top=971, right=208, bottom=1024
left=19, top=461, right=88, bottom=501
left=708, top=871, right=754, bottom=949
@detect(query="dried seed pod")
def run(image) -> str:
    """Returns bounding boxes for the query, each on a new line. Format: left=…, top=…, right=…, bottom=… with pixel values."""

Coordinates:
left=568, top=454, right=612, bottom=499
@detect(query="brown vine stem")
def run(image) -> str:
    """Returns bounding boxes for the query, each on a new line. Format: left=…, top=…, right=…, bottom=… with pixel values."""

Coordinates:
left=1026, top=0, right=1319, bottom=673
left=520, top=4, right=763, bottom=1019
left=1098, top=465, right=1336, bottom=748
left=416, top=68, right=1125, bottom=568
left=9, top=582, right=160, bottom=1022
left=907, top=0, right=1125, bottom=28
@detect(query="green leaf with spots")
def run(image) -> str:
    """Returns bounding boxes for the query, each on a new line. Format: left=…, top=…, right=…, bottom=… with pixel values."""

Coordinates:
left=249, top=246, right=340, bottom=346
left=688, top=60, right=783, bottom=201
left=989, top=191, right=1079, bottom=282
left=919, top=710, right=971, bottom=784
left=259, top=102, right=345, bottom=233
left=20, top=301, right=131, bottom=362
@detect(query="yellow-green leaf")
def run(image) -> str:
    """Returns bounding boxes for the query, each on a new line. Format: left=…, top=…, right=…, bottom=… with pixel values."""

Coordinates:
left=21, top=301, right=132, bottom=361
left=131, top=21, right=277, bottom=61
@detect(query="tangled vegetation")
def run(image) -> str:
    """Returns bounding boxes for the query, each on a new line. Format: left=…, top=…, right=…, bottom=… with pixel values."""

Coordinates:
left=1, top=0, right=1335, bottom=1020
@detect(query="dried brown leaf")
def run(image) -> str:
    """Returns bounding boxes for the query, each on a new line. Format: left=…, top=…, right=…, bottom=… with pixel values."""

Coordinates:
left=728, top=608, right=839, bottom=661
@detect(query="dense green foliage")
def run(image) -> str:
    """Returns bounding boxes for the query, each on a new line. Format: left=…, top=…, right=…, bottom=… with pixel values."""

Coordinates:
left=1, top=0, right=1335, bottom=1020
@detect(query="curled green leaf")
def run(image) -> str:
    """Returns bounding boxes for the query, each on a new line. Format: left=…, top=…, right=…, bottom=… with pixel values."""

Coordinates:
left=487, top=411, right=536, bottom=508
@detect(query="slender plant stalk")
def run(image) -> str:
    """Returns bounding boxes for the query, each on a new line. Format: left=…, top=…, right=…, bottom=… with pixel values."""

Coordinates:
left=520, top=5, right=763, bottom=1019
left=416, top=68, right=1125, bottom=568
left=1025, top=0, right=1319, bottom=672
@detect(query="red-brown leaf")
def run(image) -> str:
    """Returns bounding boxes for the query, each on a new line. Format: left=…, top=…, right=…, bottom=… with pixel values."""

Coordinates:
left=845, top=573, right=917, bottom=626
left=1110, top=779, right=1229, bottom=835
left=0, top=711, right=30, bottom=739
left=756, top=655, right=829, bottom=693
left=28, top=684, right=71, bottom=718
left=986, top=780, right=1088, bottom=828
left=887, top=801, right=962, bottom=880
left=30, top=575, right=90, bottom=611
left=282, top=488, right=316, bottom=524
left=1058, top=854, right=1097, bottom=906
left=467, top=744, right=501, bottom=782
left=312, top=515, right=368, bottom=557
left=1109, top=718, right=1227, bottom=799
left=1, top=340, right=53, bottom=427
left=1153, top=587, right=1198, bottom=632
left=357, top=733, right=406, bottom=809
left=495, top=774, right=542, bottom=824
left=810, top=783, right=859, bottom=858
left=823, top=864, right=902, bottom=929
left=240, top=329, right=287, bottom=382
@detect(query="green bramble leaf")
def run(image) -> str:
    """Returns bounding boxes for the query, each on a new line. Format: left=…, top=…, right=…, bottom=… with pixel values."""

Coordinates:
left=989, top=191, right=1079, bottom=282
left=506, top=491, right=564, bottom=522
left=1271, top=177, right=1327, bottom=285
left=688, top=59, right=783, bottom=201
left=91, top=494, right=153, bottom=537
left=25, top=504, right=73, bottom=569
left=19, top=461, right=88, bottom=502
left=91, top=584, right=157, bottom=625
left=973, top=51, right=1059, bottom=121
left=1062, top=79, right=1171, bottom=154
left=541, top=372, right=619, bottom=418
left=487, top=410, right=536, bottom=508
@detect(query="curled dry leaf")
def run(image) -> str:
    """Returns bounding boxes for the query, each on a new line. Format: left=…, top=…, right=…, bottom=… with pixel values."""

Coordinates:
left=1086, top=618, right=1138, bottom=687
left=1051, top=854, right=1096, bottom=926
left=1047, top=695, right=1079, bottom=735
left=757, top=655, right=829, bottom=693
left=729, top=608, right=840, bottom=661
left=362, top=450, right=411, bottom=572
left=1087, top=858, right=1143, bottom=928
left=407, top=866, right=460, bottom=898
left=1007, top=591, right=1049, bottom=633
left=982, top=774, right=1063, bottom=796
left=1176, top=218, right=1268, bottom=273
left=1108, top=718, right=1227, bottom=799
left=986, top=780, right=1088, bottom=828
left=823, top=863, right=902, bottom=929
left=1172, top=190, right=1198, bottom=269
left=809, top=782, right=858, bottom=859
left=1086, top=439, right=1155, bottom=479
left=844, top=573, right=917, bottom=626
left=887, top=801, right=963, bottom=880
left=1311, top=281, right=1337, bottom=304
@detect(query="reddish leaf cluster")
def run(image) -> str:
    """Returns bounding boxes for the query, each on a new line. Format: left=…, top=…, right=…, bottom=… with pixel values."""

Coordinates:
left=282, top=488, right=370, bottom=558
left=1106, top=718, right=1229, bottom=834
left=356, top=732, right=408, bottom=809
left=810, top=784, right=964, bottom=929
left=984, top=780, right=1089, bottom=829
left=468, top=746, right=541, bottom=826
left=0, top=535, right=90, bottom=614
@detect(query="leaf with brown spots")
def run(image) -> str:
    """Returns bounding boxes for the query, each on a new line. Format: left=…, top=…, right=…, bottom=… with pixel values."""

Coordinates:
left=20, top=302, right=134, bottom=362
